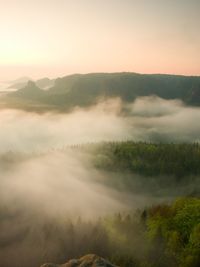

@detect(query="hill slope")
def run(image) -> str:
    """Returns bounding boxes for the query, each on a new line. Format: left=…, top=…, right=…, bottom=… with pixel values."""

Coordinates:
left=3, top=72, right=200, bottom=111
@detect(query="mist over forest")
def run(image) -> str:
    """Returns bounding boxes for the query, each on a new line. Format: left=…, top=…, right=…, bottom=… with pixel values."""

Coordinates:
left=0, top=0, right=199, bottom=265
left=0, top=78, right=200, bottom=267
left=1, top=95, right=200, bottom=153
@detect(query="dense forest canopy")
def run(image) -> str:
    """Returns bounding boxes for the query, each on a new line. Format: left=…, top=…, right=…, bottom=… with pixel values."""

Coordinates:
left=83, top=142, right=200, bottom=176
left=68, top=142, right=200, bottom=196
left=0, top=141, right=200, bottom=266
left=1, top=194, right=199, bottom=267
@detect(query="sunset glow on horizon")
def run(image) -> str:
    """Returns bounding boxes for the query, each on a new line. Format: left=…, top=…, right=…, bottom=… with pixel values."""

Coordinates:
left=0, top=0, right=199, bottom=80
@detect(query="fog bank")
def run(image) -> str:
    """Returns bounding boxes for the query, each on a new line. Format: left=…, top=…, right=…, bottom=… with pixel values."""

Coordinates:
left=0, top=96, right=200, bottom=267
left=0, top=96, right=200, bottom=154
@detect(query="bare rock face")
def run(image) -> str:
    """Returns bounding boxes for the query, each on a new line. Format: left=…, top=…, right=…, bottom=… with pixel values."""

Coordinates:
left=40, top=254, right=119, bottom=267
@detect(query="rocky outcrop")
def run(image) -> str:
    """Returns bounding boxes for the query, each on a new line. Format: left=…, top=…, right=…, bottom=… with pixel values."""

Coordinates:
left=40, top=254, right=119, bottom=267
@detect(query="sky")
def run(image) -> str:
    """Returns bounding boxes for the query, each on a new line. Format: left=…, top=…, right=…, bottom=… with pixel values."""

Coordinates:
left=0, top=0, right=199, bottom=80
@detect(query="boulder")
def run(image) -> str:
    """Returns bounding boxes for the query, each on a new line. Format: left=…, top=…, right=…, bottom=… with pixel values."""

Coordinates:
left=40, top=254, right=119, bottom=267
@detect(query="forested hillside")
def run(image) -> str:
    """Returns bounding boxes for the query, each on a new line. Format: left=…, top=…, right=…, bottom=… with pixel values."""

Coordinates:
left=3, top=73, right=200, bottom=111
left=88, top=142, right=200, bottom=177
left=69, top=142, right=200, bottom=197
left=2, top=197, right=198, bottom=267
left=0, top=142, right=200, bottom=267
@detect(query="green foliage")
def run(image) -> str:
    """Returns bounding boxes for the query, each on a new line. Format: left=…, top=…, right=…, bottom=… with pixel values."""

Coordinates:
left=100, top=197, right=200, bottom=267
left=76, top=142, right=200, bottom=197
left=0, top=197, right=199, bottom=267
left=146, top=198, right=200, bottom=267
left=92, top=142, right=200, bottom=178
left=1, top=142, right=200, bottom=267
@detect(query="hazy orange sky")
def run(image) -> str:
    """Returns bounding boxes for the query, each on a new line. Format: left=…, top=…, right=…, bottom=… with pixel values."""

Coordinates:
left=0, top=0, right=199, bottom=80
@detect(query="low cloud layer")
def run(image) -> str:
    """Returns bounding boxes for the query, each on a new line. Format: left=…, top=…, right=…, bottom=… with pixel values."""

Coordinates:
left=0, top=96, right=200, bottom=267
left=0, top=96, right=200, bottom=154
left=1, top=150, right=129, bottom=218
left=0, top=99, right=130, bottom=153
left=1, top=96, right=200, bottom=216
left=128, top=96, right=200, bottom=142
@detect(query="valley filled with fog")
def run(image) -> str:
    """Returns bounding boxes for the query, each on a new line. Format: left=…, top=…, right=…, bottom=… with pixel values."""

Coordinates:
left=1, top=96, right=200, bottom=153
left=0, top=0, right=199, bottom=265
left=0, top=95, right=200, bottom=266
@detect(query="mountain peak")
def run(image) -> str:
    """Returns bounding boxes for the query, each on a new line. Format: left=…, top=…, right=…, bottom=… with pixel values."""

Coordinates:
left=9, top=79, right=44, bottom=100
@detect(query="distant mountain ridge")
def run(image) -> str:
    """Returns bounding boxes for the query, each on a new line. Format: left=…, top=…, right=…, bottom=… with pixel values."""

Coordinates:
left=8, top=77, right=55, bottom=90
left=3, top=72, right=200, bottom=111
left=12, top=81, right=45, bottom=100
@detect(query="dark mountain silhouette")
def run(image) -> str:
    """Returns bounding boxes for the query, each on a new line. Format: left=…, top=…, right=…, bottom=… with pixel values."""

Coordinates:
left=187, top=84, right=200, bottom=105
left=47, top=72, right=200, bottom=101
left=4, top=72, right=200, bottom=110
left=11, top=81, right=45, bottom=100
left=8, top=77, right=55, bottom=90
